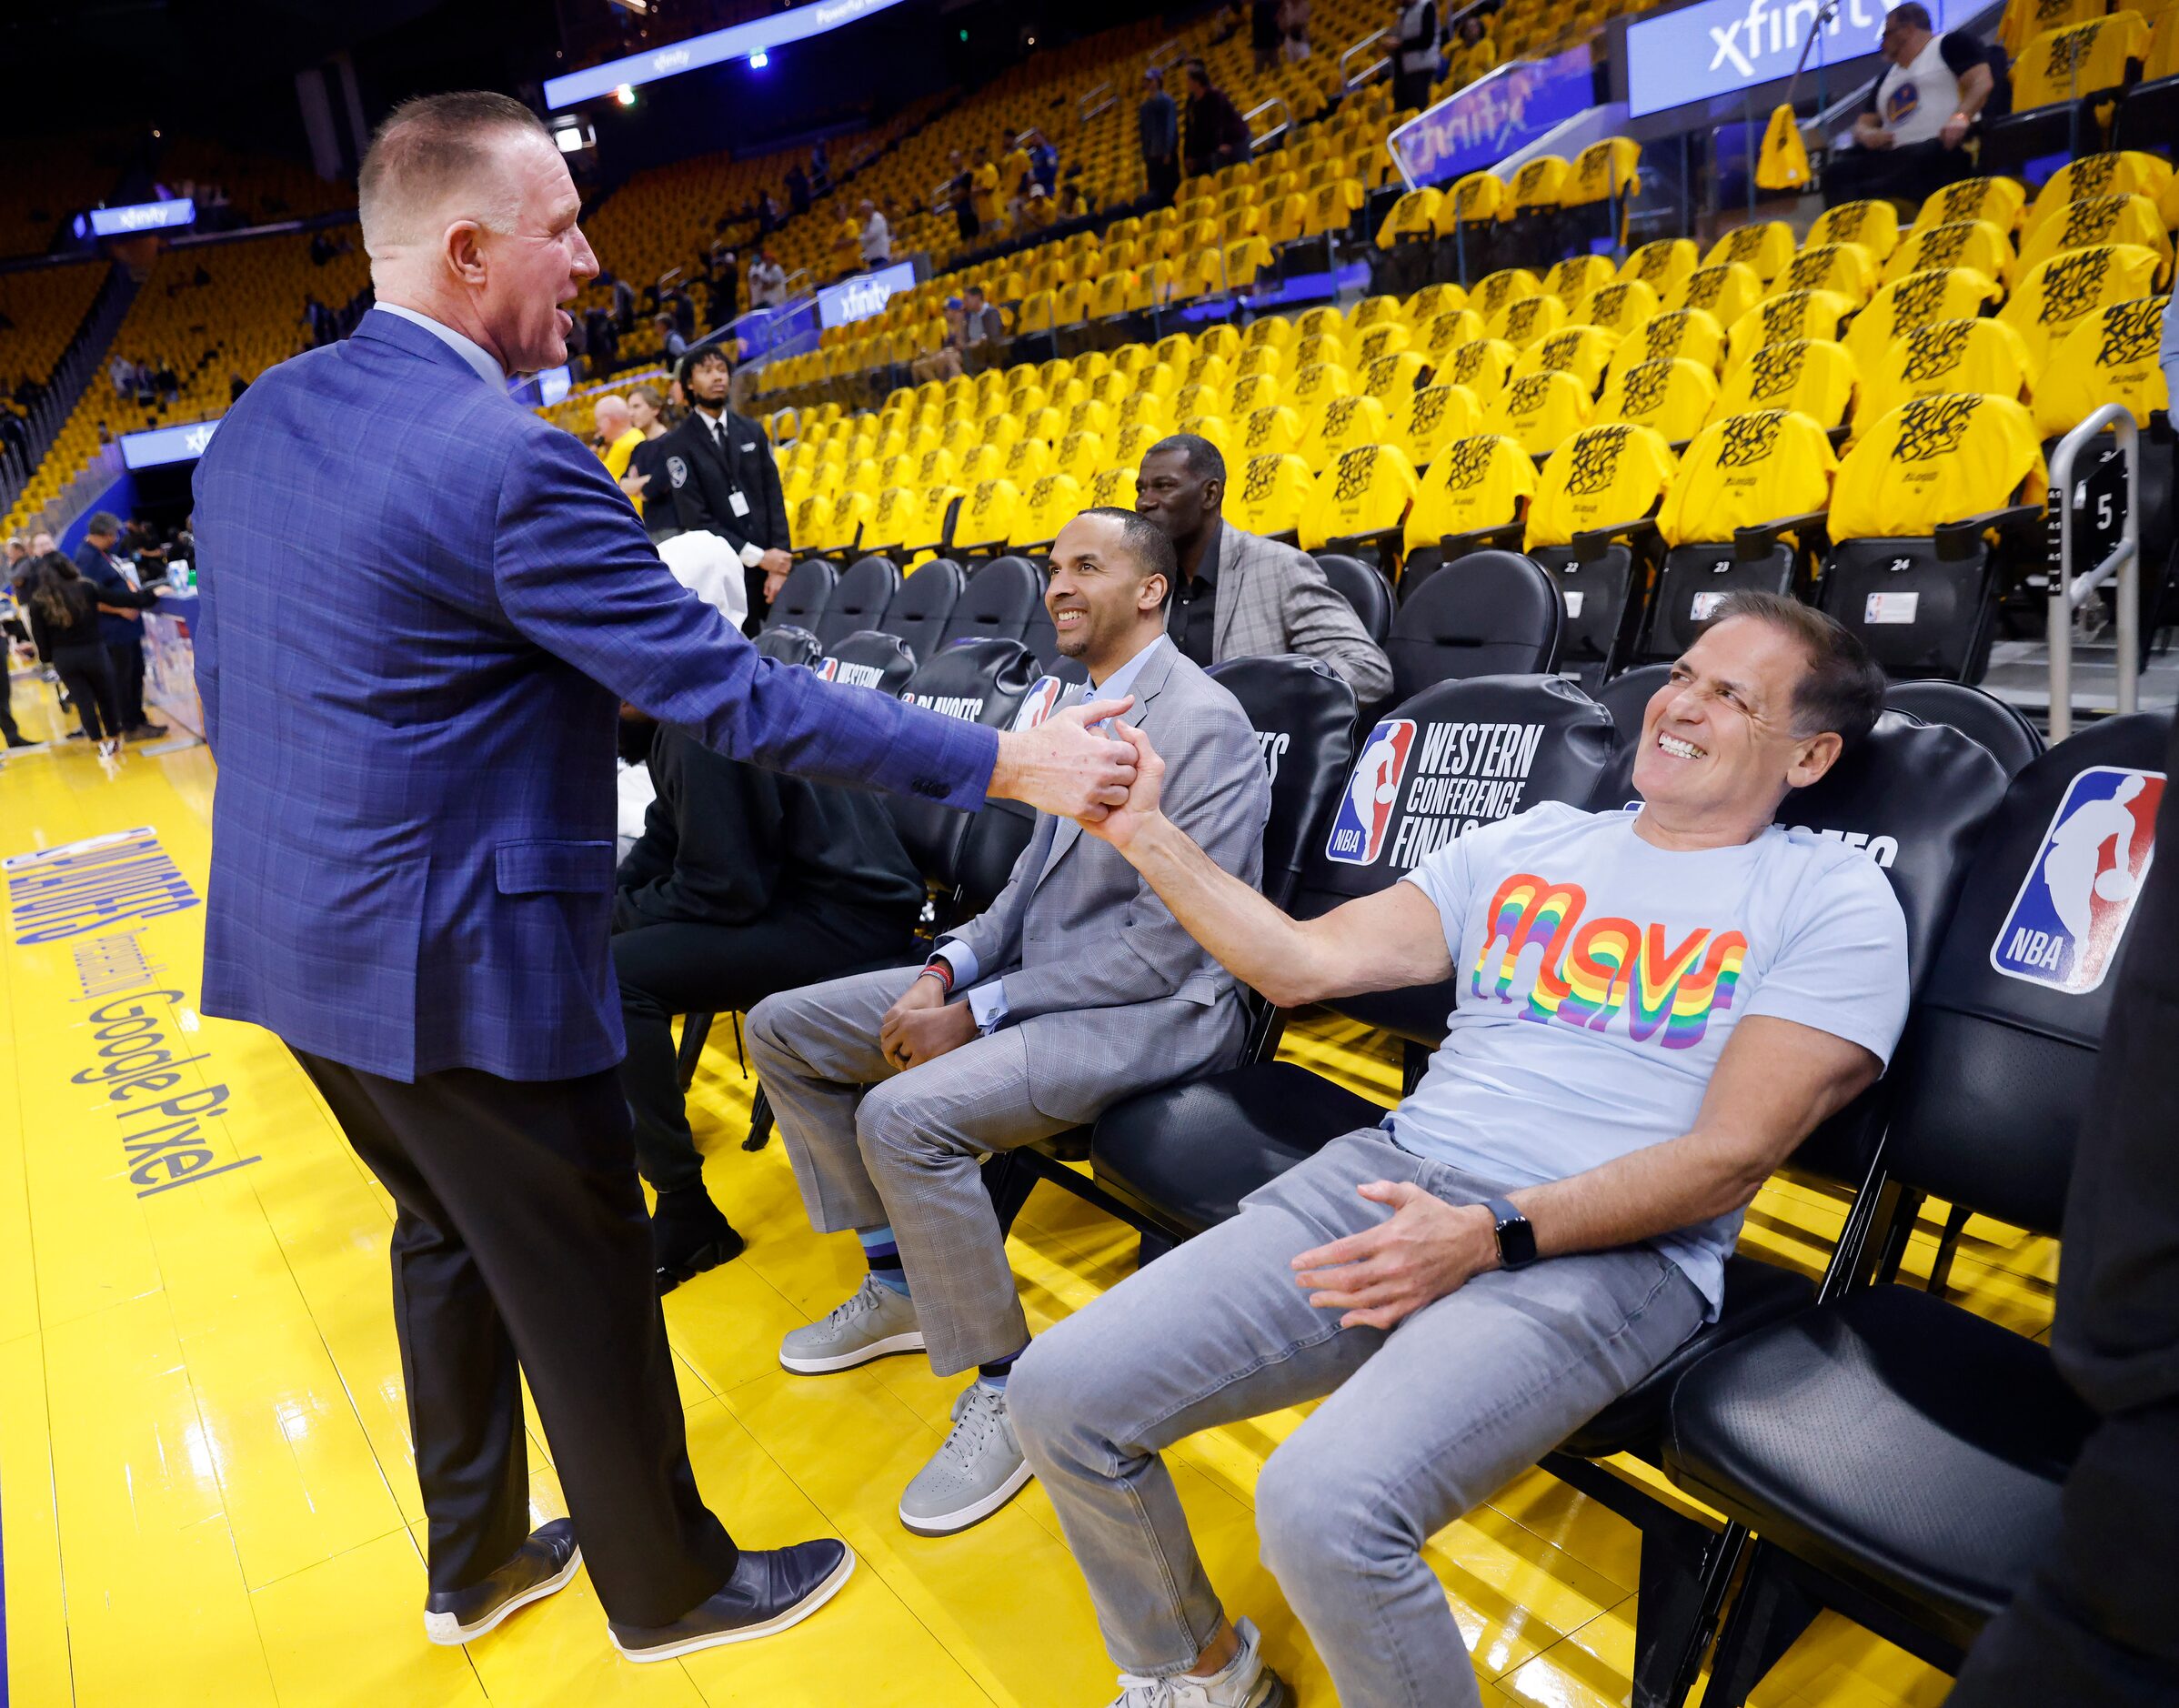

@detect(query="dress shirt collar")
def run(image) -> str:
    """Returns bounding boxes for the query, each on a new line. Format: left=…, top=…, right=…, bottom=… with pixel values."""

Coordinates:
left=372, top=304, right=507, bottom=388
left=1086, top=630, right=1172, bottom=701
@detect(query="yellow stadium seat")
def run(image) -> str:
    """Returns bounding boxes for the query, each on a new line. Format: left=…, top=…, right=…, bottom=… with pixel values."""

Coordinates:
left=1406, top=282, right=1471, bottom=323
left=2024, top=151, right=2175, bottom=231
left=911, top=482, right=966, bottom=550
left=1415, top=307, right=1489, bottom=365
left=1112, top=421, right=1163, bottom=467
left=959, top=444, right=1003, bottom=483
left=1234, top=344, right=1285, bottom=383
left=1830, top=394, right=2048, bottom=540
left=1845, top=267, right=2006, bottom=373
left=1303, top=393, right=1392, bottom=462
left=1613, top=307, right=1728, bottom=377
left=1525, top=422, right=1676, bottom=553
left=1486, top=368, right=1595, bottom=457
left=1561, top=138, right=1642, bottom=208
left=1172, top=381, right=1221, bottom=423
left=1361, top=351, right=1431, bottom=403
left=1666, top=262, right=1766, bottom=328
left=1436, top=171, right=1506, bottom=231
left=1471, top=267, right=1542, bottom=319
left=1054, top=428, right=1107, bottom=482
left=1302, top=177, right=1367, bottom=237
left=1502, top=155, right=1570, bottom=214
left=1569, top=279, right=1662, bottom=337
left=2012, top=11, right=2151, bottom=114
left=1294, top=305, right=1346, bottom=339
left=1883, top=220, right=2015, bottom=286
left=1299, top=443, right=1421, bottom=552
left=1378, top=188, right=1445, bottom=247
left=1286, top=332, right=1349, bottom=377
left=1908, top=176, right=2028, bottom=236
left=1085, top=464, right=1140, bottom=510
left=1404, top=433, right=1539, bottom=557
left=1858, top=317, right=2034, bottom=428
left=1118, top=390, right=1173, bottom=436
left=1392, top=383, right=1484, bottom=468
left=1596, top=357, right=1720, bottom=442
left=1541, top=255, right=1620, bottom=306
left=1180, top=351, right=1233, bottom=394
left=2015, top=193, right=2174, bottom=275
left=1999, top=243, right=2169, bottom=375
left=1489, top=293, right=1569, bottom=348
left=2032, top=291, right=2173, bottom=438
left=1132, top=361, right=1181, bottom=400
left=1197, top=325, right=1242, bottom=362
left=1261, top=192, right=1311, bottom=245
left=2000, top=0, right=2106, bottom=54
left=1236, top=404, right=1307, bottom=458
left=1348, top=294, right=1408, bottom=333
left=1000, top=437, right=1053, bottom=486
left=1227, top=373, right=1280, bottom=418
left=1725, top=289, right=1857, bottom=367
left=1807, top=199, right=1903, bottom=261
left=1173, top=415, right=1233, bottom=465
left=951, top=478, right=1021, bottom=553
left=1153, top=332, right=1196, bottom=370
left=1441, top=336, right=1519, bottom=402
left=1352, top=323, right=1414, bottom=366
left=1090, top=270, right=1137, bottom=318
left=1089, top=370, right=1134, bottom=408
left=1706, top=338, right=1859, bottom=433
left=865, top=485, right=921, bottom=548
left=791, top=492, right=827, bottom=543
left=1703, top=220, right=1799, bottom=281
left=1289, top=361, right=1353, bottom=409
left=1658, top=409, right=1840, bottom=546
left=1620, top=237, right=1701, bottom=295
left=1511, top=326, right=1622, bottom=392
left=1229, top=451, right=1315, bottom=536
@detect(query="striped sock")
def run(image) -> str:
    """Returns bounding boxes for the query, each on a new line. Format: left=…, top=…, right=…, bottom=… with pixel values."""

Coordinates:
left=978, top=1346, right=1024, bottom=1392
left=859, top=1226, right=909, bottom=1295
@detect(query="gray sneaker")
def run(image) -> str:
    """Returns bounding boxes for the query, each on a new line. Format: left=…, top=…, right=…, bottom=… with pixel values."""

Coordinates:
left=778, top=1274, right=925, bottom=1374
left=899, top=1381, right=1033, bottom=1536
left=1105, top=1620, right=1292, bottom=1708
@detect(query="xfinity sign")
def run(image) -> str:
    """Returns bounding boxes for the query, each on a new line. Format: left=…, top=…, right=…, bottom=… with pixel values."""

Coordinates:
left=1624, top=0, right=1941, bottom=118
left=817, top=260, right=918, bottom=329
left=121, top=418, right=220, bottom=469
left=84, top=197, right=196, bottom=238
left=545, top=0, right=913, bottom=109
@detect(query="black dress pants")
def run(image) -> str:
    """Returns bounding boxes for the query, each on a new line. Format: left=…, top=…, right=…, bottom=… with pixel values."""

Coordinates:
left=610, top=899, right=914, bottom=1193
left=105, top=633, right=147, bottom=728
left=51, top=642, right=122, bottom=739
left=1821, top=137, right=1970, bottom=208
left=290, top=1049, right=740, bottom=1628
left=1145, top=154, right=1181, bottom=208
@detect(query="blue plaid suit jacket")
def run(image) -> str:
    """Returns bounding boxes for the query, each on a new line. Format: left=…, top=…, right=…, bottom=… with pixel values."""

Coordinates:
left=192, top=309, right=997, bottom=1082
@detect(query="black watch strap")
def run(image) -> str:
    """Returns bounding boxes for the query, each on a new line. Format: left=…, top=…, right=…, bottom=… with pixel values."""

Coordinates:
left=1482, top=1196, right=1538, bottom=1271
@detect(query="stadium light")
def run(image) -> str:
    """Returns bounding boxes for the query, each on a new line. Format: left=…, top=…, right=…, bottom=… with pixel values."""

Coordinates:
left=748, top=50, right=768, bottom=67
left=614, top=83, right=637, bottom=105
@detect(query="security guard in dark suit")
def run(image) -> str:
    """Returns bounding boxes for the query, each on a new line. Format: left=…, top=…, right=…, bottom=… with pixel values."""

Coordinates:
left=658, top=341, right=792, bottom=628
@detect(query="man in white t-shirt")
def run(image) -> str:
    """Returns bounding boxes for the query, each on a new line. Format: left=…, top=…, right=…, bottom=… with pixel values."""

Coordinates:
left=1009, top=592, right=1911, bottom=1708
left=1825, top=2, right=2003, bottom=206
left=857, top=198, right=890, bottom=267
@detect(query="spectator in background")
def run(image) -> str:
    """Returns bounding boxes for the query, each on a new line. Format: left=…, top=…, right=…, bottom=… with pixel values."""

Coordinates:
left=786, top=162, right=811, bottom=216
left=1029, top=130, right=1059, bottom=196
left=594, top=395, right=644, bottom=485
left=1449, top=14, right=1495, bottom=85
left=610, top=271, right=637, bottom=332
left=584, top=305, right=619, bottom=375
left=858, top=198, right=891, bottom=268
left=1392, top=0, right=1443, bottom=112
left=971, top=149, right=1003, bottom=230
left=1823, top=1, right=2002, bottom=206
left=910, top=299, right=971, bottom=383
left=1022, top=184, right=1058, bottom=233
left=619, top=385, right=676, bottom=530
left=611, top=554, right=925, bottom=1294
left=757, top=189, right=780, bottom=236
left=654, top=312, right=688, bottom=366
left=810, top=140, right=830, bottom=194
left=1252, top=0, right=1282, bottom=71
left=229, top=370, right=249, bottom=403
left=707, top=250, right=739, bottom=329
left=749, top=250, right=788, bottom=310
left=1183, top=60, right=1252, bottom=178
left=658, top=345, right=792, bottom=628
left=960, top=285, right=1007, bottom=372
left=949, top=152, right=982, bottom=242
left=74, top=512, right=164, bottom=740
left=670, top=286, right=698, bottom=341
left=1280, top=0, right=1313, bottom=61
left=1135, top=435, right=1392, bottom=702
left=23, top=547, right=156, bottom=757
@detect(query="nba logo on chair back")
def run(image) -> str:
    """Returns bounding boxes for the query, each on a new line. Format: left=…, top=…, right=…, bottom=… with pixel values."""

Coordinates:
left=1991, top=766, right=2164, bottom=994
left=1011, top=677, right=1065, bottom=731
left=1326, top=718, right=1417, bottom=865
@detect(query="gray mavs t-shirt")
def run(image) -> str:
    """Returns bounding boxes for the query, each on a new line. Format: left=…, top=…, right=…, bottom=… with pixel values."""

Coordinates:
left=1397, top=801, right=1910, bottom=1315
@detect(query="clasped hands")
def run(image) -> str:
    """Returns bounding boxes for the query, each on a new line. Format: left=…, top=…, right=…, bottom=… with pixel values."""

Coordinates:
left=878, top=970, right=978, bottom=1070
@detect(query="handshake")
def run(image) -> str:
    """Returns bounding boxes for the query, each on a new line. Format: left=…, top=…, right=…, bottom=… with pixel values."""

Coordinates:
left=987, top=695, right=1166, bottom=848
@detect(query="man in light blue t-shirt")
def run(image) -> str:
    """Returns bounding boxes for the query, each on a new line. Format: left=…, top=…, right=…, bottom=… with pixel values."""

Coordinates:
left=1009, top=592, right=1911, bottom=1708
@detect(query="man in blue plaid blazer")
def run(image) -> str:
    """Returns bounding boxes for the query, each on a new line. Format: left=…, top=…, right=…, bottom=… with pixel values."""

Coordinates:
left=191, top=91, right=1134, bottom=1664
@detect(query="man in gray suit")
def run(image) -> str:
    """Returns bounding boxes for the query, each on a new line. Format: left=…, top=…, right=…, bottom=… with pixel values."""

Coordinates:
left=1136, top=434, right=1393, bottom=704
left=748, top=507, right=1270, bottom=1540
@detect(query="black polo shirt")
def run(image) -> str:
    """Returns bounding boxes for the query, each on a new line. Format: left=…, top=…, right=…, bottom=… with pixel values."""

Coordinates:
left=1167, top=519, right=1221, bottom=666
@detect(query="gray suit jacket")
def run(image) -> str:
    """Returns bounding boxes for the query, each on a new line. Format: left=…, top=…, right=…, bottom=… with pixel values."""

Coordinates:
left=1209, top=519, right=1394, bottom=703
left=941, top=639, right=1270, bottom=1123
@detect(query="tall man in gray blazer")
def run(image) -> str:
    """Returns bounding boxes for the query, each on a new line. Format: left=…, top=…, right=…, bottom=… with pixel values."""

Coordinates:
left=748, top=507, right=1270, bottom=1540
left=1136, top=433, right=1393, bottom=703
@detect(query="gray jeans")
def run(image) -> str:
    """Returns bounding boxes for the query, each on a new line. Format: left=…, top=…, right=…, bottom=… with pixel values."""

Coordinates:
left=747, top=967, right=1072, bottom=1375
left=1009, top=1130, right=1706, bottom=1708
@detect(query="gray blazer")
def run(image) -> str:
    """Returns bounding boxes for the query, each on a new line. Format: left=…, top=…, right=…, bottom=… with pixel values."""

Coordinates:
left=1209, top=519, right=1394, bottom=703
left=941, top=639, right=1270, bottom=1123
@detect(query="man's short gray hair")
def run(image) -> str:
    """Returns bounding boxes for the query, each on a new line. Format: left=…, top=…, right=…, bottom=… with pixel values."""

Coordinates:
left=86, top=511, right=121, bottom=538
left=358, top=90, right=551, bottom=253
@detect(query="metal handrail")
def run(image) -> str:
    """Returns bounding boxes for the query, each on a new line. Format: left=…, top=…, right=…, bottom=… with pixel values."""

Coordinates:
left=1340, top=26, right=1391, bottom=90
left=1079, top=81, right=1118, bottom=125
left=1244, top=95, right=1292, bottom=153
left=781, top=266, right=816, bottom=302
left=2047, top=404, right=2141, bottom=740
left=1146, top=36, right=1187, bottom=78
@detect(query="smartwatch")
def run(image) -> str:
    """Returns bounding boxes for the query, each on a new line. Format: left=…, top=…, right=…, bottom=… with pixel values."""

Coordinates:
left=1481, top=1197, right=1538, bottom=1271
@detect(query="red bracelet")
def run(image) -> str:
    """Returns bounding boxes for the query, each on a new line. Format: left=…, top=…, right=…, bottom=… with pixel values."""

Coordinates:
left=920, top=959, right=954, bottom=993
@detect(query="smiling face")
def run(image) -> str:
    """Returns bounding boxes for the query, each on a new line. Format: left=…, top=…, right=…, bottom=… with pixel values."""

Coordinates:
left=1046, top=511, right=1169, bottom=675
left=1632, top=615, right=1843, bottom=834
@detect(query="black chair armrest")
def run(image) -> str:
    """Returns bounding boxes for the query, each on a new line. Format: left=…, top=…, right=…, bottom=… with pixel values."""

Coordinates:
left=1264, top=527, right=1301, bottom=548
left=1825, top=424, right=1852, bottom=450
left=1441, top=520, right=1525, bottom=557
left=1326, top=525, right=1405, bottom=558
left=1569, top=516, right=1660, bottom=563
left=1734, top=511, right=1830, bottom=559
left=1934, top=504, right=2043, bottom=560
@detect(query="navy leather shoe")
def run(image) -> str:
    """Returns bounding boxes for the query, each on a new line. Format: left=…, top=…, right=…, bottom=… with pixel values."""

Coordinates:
left=422, top=1519, right=581, bottom=1645
left=608, top=1539, right=854, bottom=1663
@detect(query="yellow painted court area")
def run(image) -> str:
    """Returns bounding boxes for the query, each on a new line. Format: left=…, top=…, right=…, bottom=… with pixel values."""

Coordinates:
left=0, top=675, right=2056, bottom=1707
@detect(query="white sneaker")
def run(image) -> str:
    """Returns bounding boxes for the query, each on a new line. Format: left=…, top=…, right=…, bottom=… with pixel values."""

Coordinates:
left=778, top=1274, right=925, bottom=1374
left=1106, top=1620, right=1292, bottom=1708
left=898, top=1381, right=1033, bottom=1536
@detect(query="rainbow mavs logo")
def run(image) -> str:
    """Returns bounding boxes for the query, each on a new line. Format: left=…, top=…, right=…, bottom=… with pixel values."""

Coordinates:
left=1011, top=677, right=1066, bottom=731
left=1325, top=718, right=1416, bottom=865
left=1991, top=766, right=2163, bottom=994
left=1471, top=874, right=1748, bottom=1050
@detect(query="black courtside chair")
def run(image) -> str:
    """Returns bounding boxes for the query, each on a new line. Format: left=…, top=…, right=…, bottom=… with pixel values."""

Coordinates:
left=1386, top=550, right=1563, bottom=699
left=813, top=554, right=902, bottom=651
